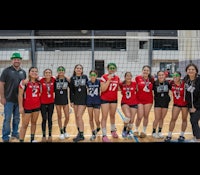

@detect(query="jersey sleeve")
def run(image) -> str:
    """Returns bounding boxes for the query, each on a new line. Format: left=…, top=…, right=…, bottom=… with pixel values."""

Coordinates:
left=19, top=80, right=26, bottom=90
left=100, top=74, right=107, bottom=83
left=135, top=76, right=139, bottom=83
left=0, top=68, right=7, bottom=82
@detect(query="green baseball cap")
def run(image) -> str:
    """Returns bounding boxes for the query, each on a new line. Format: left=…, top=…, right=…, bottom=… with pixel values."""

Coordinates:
left=10, top=52, right=22, bottom=60
left=108, top=62, right=117, bottom=69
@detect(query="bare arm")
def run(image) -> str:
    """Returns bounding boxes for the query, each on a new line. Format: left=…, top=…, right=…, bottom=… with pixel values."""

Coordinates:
left=66, top=76, right=71, bottom=83
left=21, top=78, right=29, bottom=86
left=18, top=86, right=24, bottom=114
left=118, top=85, right=121, bottom=91
left=100, top=76, right=112, bottom=92
left=0, top=81, right=6, bottom=105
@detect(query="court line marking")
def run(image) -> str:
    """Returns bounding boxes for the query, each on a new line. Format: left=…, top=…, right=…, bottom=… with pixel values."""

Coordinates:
left=0, top=132, right=193, bottom=138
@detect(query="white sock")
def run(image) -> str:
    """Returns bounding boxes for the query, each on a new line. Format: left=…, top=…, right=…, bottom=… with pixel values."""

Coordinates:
left=134, top=127, right=138, bottom=132
left=102, top=128, right=107, bottom=136
left=128, top=124, right=133, bottom=130
left=168, top=131, right=172, bottom=137
left=124, top=116, right=130, bottom=123
left=180, top=131, right=184, bottom=137
left=111, top=124, right=116, bottom=132
left=142, top=126, right=147, bottom=133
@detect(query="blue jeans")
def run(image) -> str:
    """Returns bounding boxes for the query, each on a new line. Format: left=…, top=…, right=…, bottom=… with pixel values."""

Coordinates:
left=2, top=102, right=20, bottom=141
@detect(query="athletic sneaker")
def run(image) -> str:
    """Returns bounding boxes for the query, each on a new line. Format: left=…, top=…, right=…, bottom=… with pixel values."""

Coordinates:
left=190, top=138, right=196, bottom=142
left=152, top=133, right=159, bottom=138
left=111, top=131, right=119, bottom=138
left=31, top=140, right=38, bottom=143
left=11, top=135, right=19, bottom=140
left=164, top=136, right=172, bottom=142
left=140, top=132, right=147, bottom=138
left=64, top=132, right=70, bottom=138
left=122, top=130, right=128, bottom=138
left=178, top=136, right=185, bottom=142
left=133, top=131, right=139, bottom=137
left=41, top=137, right=46, bottom=142
left=59, top=134, right=65, bottom=140
left=102, top=136, right=110, bottom=142
left=127, top=130, right=134, bottom=139
left=48, top=136, right=52, bottom=142
left=73, top=133, right=84, bottom=142
left=90, top=134, right=96, bottom=141
left=3, top=140, right=9, bottom=142
left=157, top=132, right=164, bottom=139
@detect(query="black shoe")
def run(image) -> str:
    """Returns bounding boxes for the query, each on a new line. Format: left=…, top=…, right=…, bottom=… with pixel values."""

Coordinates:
left=178, top=136, right=185, bottom=142
left=11, top=135, right=19, bottom=140
left=3, top=140, right=9, bottom=143
left=73, top=133, right=84, bottom=142
left=73, top=133, right=79, bottom=139
left=164, top=136, right=171, bottom=142
left=90, top=134, right=96, bottom=141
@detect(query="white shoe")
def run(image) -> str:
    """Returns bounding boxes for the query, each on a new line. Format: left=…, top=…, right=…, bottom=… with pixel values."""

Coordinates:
left=59, top=134, right=65, bottom=140
left=157, top=132, right=164, bottom=139
left=190, top=137, right=199, bottom=142
left=90, top=134, right=96, bottom=141
left=127, top=130, right=134, bottom=140
left=64, top=132, right=70, bottom=138
left=152, top=133, right=159, bottom=138
left=123, top=117, right=130, bottom=123
left=140, top=132, right=147, bottom=138
left=190, top=139, right=196, bottom=142
left=133, top=130, right=139, bottom=137
left=31, top=140, right=38, bottom=143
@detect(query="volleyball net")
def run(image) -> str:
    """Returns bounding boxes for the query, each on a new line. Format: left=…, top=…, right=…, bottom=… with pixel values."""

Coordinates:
left=0, top=31, right=200, bottom=80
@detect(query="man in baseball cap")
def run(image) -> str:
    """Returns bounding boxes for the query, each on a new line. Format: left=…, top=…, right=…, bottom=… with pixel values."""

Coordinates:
left=10, top=52, right=22, bottom=60
left=0, top=52, right=26, bottom=142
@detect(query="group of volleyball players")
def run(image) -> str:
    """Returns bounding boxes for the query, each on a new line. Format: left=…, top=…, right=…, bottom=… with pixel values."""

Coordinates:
left=17, top=62, right=200, bottom=143
left=99, top=62, right=200, bottom=142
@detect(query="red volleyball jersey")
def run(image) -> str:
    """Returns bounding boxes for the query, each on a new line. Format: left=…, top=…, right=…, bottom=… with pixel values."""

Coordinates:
left=119, top=81, right=138, bottom=105
left=19, top=80, right=41, bottom=110
left=170, top=80, right=188, bottom=106
left=135, top=75, right=154, bottom=104
left=100, top=74, right=120, bottom=101
left=40, top=77, right=55, bottom=104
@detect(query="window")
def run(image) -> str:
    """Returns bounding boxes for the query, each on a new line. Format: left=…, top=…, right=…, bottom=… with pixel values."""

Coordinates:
left=139, top=41, right=148, bottom=49
left=153, top=39, right=178, bottom=50
left=160, top=62, right=179, bottom=77
left=152, top=30, right=178, bottom=50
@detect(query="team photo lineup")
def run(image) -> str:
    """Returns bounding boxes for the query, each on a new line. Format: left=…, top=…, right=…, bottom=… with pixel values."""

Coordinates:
left=0, top=30, right=200, bottom=143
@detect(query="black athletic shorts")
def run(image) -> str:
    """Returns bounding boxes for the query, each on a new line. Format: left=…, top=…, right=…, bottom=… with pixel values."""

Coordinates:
left=24, top=107, right=41, bottom=114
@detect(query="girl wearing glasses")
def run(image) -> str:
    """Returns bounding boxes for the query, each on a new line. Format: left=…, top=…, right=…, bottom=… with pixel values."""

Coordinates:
left=134, top=65, right=154, bottom=138
left=70, top=64, right=88, bottom=142
left=165, top=71, right=188, bottom=142
left=86, top=70, right=101, bottom=141
left=54, top=66, right=71, bottom=140
left=100, top=63, right=120, bottom=142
